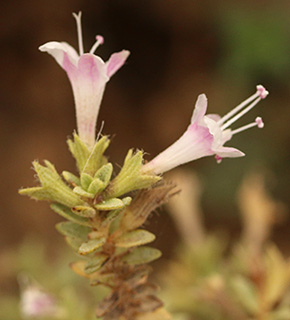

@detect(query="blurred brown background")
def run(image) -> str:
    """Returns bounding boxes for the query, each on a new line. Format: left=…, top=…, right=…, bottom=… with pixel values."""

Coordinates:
left=1, top=1, right=289, bottom=257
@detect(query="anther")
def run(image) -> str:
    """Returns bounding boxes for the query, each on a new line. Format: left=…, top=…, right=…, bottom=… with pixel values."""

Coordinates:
left=256, top=85, right=269, bottom=99
left=255, top=117, right=264, bottom=128
left=89, top=35, right=104, bottom=54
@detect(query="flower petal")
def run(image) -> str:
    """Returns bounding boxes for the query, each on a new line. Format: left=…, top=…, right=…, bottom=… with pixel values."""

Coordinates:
left=143, top=123, right=213, bottom=174
left=215, top=146, right=245, bottom=158
left=221, top=129, right=232, bottom=144
left=206, top=113, right=221, bottom=122
left=62, top=54, right=109, bottom=147
left=203, top=116, right=224, bottom=150
left=190, top=94, right=208, bottom=124
left=106, top=50, right=130, bottom=77
left=75, top=54, right=108, bottom=83
left=39, top=41, right=79, bottom=67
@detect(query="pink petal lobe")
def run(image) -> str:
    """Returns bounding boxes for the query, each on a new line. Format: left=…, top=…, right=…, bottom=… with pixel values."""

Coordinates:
left=106, top=50, right=130, bottom=77
left=206, top=113, right=221, bottom=122
left=215, top=146, right=245, bottom=158
left=77, top=54, right=108, bottom=84
left=39, top=41, right=79, bottom=67
left=191, top=94, right=208, bottom=124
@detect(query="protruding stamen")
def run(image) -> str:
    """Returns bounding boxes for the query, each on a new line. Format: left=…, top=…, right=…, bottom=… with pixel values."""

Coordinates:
left=89, top=35, right=104, bottom=54
left=231, top=117, right=264, bottom=135
left=72, top=12, right=84, bottom=55
left=217, top=91, right=259, bottom=125
left=221, top=97, right=261, bottom=130
left=256, top=85, right=269, bottom=99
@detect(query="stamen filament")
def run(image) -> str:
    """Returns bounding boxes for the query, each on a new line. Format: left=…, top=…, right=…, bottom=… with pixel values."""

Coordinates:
left=231, top=117, right=264, bottom=135
left=90, top=35, right=104, bottom=54
left=72, top=12, right=84, bottom=55
left=221, top=97, right=261, bottom=130
left=217, top=91, right=259, bottom=125
left=231, top=122, right=257, bottom=135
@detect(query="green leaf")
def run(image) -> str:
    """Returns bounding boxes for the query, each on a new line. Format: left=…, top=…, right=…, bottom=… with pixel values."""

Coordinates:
left=115, top=230, right=156, bottom=248
left=122, top=197, right=132, bottom=206
left=84, top=254, right=108, bottom=274
left=78, top=238, right=106, bottom=255
left=230, top=276, right=259, bottom=314
left=80, top=173, right=93, bottom=190
left=82, top=136, right=110, bottom=176
left=87, top=178, right=105, bottom=195
left=67, top=133, right=90, bottom=172
left=50, top=203, right=91, bottom=227
left=73, top=186, right=95, bottom=199
left=19, top=186, right=53, bottom=201
left=94, top=163, right=113, bottom=185
left=95, top=198, right=125, bottom=211
left=19, top=161, right=84, bottom=207
left=62, top=171, right=80, bottom=186
left=56, top=221, right=91, bottom=240
left=65, top=236, right=84, bottom=251
left=90, top=273, right=115, bottom=287
left=71, top=205, right=96, bottom=218
left=101, top=198, right=131, bottom=228
left=107, top=150, right=160, bottom=198
left=121, top=246, right=162, bottom=265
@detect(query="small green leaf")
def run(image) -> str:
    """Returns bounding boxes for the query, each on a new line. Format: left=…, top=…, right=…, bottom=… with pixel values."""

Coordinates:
left=94, top=163, right=113, bottom=185
left=82, top=136, right=110, bottom=176
left=122, top=197, right=132, bottom=206
left=43, top=160, right=58, bottom=174
left=87, top=178, right=105, bottom=195
left=56, top=221, right=91, bottom=240
left=121, top=246, right=162, bottom=265
left=80, top=173, right=93, bottom=190
left=101, top=197, right=131, bottom=229
left=65, top=236, right=84, bottom=251
left=50, top=203, right=91, bottom=227
left=71, top=205, right=96, bottom=218
left=67, top=133, right=90, bottom=173
left=21, top=161, right=84, bottom=207
left=84, top=254, right=108, bottom=274
left=115, top=230, right=156, bottom=248
left=230, top=276, right=259, bottom=314
left=78, top=238, right=106, bottom=255
left=62, top=171, right=80, bottom=186
left=19, top=186, right=53, bottom=201
left=90, top=273, right=115, bottom=287
left=95, top=198, right=125, bottom=211
left=73, top=186, right=94, bottom=199
left=107, top=150, right=160, bottom=198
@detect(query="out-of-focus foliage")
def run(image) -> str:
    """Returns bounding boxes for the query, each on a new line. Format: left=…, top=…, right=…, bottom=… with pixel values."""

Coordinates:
left=0, top=171, right=288, bottom=319
left=0, top=238, right=108, bottom=320
left=218, top=6, right=290, bottom=82
left=161, top=170, right=289, bottom=320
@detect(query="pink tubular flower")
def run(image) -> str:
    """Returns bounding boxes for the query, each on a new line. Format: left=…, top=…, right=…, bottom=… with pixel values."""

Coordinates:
left=39, top=12, right=130, bottom=148
left=143, top=85, right=268, bottom=175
